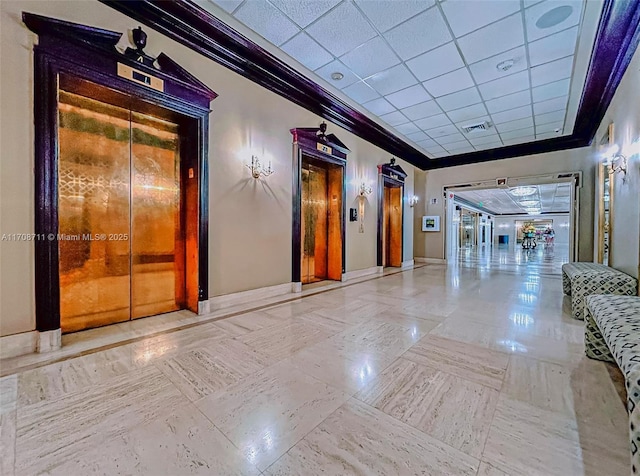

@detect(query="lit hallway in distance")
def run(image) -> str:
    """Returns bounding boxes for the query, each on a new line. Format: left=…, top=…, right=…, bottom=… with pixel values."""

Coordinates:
left=0, top=262, right=627, bottom=475
left=456, top=243, right=570, bottom=276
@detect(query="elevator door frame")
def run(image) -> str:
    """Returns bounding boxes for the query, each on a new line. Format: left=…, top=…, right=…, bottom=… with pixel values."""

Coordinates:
left=27, top=14, right=217, bottom=333
left=377, top=175, right=404, bottom=267
left=291, top=128, right=348, bottom=284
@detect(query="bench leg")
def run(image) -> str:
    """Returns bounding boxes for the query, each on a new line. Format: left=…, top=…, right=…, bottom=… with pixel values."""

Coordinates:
left=628, top=370, right=640, bottom=475
left=584, top=306, right=615, bottom=362
left=562, top=270, right=571, bottom=295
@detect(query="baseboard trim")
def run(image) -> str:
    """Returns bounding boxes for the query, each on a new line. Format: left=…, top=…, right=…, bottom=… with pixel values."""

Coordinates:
left=415, top=257, right=447, bottom=264
left=207, top=282, right=295, bottom=312
left=342, top=266, right=383, bottom=282
left=0, top=331, right=38, bottom=359
left=401, top=259, right=415, bottom=269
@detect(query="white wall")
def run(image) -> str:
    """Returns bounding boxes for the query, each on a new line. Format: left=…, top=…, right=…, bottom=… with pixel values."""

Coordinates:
left=493, top=214, right=570, bottom=245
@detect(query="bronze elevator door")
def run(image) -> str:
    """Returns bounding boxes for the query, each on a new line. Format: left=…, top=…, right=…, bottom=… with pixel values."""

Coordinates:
left=300, top=160, right=343, bottom=284
left=383, top=186, right=403, bottom=267
left=58, top=86, right=185, bottom=333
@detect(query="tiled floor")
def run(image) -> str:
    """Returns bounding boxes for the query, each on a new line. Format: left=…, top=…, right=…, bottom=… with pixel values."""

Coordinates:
left=0, top=253, right=629, bottom=475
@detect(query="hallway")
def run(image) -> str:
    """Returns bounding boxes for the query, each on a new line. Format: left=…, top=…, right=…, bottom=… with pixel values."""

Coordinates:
left=0, top=263, right=628, bottom=475
left=456, top=243, right=570, bottom=276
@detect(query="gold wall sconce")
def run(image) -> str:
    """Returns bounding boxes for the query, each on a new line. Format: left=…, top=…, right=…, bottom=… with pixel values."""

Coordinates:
left=604, top=144, right=627, bottom=178
left=246, top=155, right=274, bottom=179
left=357, top=182, right=372, bottom=233
left=358, top=182, right=373, bottom=197
left=408, top=195, right=419, bottom=207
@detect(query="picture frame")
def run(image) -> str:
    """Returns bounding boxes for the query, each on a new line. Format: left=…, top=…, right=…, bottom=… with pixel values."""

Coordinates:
left=422, top=215, right=440, bottom=232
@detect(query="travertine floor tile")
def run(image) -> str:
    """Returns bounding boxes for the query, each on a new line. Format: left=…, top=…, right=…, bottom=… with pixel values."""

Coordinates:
left=0, top=375, right=17, bottom=476
left=355, top=358, right=499, bottom=458
left=403, top=335, right=509, bottom=390
left=264, top=399, right=478, bottom=476
left=329, top=320, right=425, bottom=357
left=195, top=361, right=349, bottom=471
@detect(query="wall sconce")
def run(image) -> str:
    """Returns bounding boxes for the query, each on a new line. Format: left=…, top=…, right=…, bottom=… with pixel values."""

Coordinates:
left=358, top=182, right=373, bottom=197
left=604, top=144, right=627, bottom=178
left=408, top=195, right=419, bottom=207
left=246, top=155, right=274, bottom=179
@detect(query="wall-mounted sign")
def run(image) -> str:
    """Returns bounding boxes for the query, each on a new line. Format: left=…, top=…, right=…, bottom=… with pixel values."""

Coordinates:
left=316, top=143, right=333, bottom=155
left=117, top=63, right=164, bottom=92
left=422, top=215, right=440, bottom=232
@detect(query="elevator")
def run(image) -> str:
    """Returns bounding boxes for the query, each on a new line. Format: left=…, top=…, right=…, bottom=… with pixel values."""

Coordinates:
left=300, top=158, right=343, bottom=284
left=382, top=186, right=403, bottom=267
left=57, top=78, right=192, bottom=333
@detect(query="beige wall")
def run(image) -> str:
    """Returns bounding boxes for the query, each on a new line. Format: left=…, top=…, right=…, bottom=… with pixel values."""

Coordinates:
left=0, top=1, right=414, bottom=336
left=413, top=147, right=596, bottom=262
left=592, top=46, right=640, bottom=279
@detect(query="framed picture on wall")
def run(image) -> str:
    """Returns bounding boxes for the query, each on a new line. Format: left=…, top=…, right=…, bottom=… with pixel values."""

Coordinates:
left=422, top=215, right=440, bottom=232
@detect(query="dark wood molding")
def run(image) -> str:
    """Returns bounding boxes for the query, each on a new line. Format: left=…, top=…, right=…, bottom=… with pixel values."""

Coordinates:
left=291, top=127, right=347, bottom=283
left=100, top=0, right=640, bottom=170
left=23, top=13, right=216, bottom=331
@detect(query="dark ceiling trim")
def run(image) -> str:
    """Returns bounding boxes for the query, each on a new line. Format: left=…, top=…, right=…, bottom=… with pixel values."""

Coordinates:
left=100, top=0, right=640, bottom=170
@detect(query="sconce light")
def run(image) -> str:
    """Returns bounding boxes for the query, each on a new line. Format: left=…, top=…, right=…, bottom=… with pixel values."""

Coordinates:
left=604, top=144, right=627, bottom=178
left=358, top=182, right=373, bottom=197
left=408, top=195, right=419, bottom=207
left=246, top=155, right=274, bottom=179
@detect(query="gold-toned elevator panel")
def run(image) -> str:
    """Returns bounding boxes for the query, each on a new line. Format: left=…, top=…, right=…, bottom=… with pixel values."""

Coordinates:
left=383, top=186, right=402, bottom=267
left=58, top=85, right=186, bottom=333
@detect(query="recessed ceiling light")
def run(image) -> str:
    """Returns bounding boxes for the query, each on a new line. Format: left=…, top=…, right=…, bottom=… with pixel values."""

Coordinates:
left=330, top=72, right=344, bottom=81
left=536, top=5, right=573, bottom=29
left=496, top=59, right=515, bottom=72
left=509, top=186, right=537, bottom=197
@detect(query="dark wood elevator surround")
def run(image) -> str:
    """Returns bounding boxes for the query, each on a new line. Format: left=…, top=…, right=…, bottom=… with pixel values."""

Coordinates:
left=24, top=13, right=216, bottom=333
left=291, top=127, right=348, bottom=285
left=377, top=160, right=406, bottom=268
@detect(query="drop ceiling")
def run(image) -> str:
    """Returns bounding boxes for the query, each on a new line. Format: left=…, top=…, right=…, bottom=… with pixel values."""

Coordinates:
left=454, top=183, right=572, bottom=214
left=196, top=0, right=603, bottom=160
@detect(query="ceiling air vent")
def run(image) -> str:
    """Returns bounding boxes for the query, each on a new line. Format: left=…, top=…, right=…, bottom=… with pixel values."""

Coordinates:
left=461, top=121, right=492, bottom=134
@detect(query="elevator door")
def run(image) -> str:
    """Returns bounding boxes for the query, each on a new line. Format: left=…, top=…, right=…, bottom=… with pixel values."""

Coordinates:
left=58, top=87, right=185, bottom=333
left=383, top=185, right=403, bottom=267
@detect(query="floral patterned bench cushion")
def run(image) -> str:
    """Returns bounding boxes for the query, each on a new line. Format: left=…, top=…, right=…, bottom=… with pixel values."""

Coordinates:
left=584, top=294, right=640, bottom=474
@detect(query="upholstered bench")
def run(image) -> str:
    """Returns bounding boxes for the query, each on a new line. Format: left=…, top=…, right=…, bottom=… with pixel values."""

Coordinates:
left=584, top=294, right=640, bottom=474
left=562, top=262, right=637, bottom=319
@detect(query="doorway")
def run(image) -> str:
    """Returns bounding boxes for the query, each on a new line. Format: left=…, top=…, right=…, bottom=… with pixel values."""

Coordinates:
left=57, top=78, right=196, bottom=333
left=300, top=157, right=343, bottom=284
left=382, top=185, right=403, bottom=267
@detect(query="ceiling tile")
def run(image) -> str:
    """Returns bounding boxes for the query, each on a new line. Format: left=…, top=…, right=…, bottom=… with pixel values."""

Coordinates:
left=415, top=138, right=439, bottom=149
left=500, top=127, right=535, bottom=140
left=536, top=121, right=564, bottom=134
left=535, top=109, right=565, bottom=126
left=436, top=87, right=482, bottom=112
left=235, top=0, right=300, bottom=46
left=425, top=124, right=459, bottom=137
left=491, top=105, right=531, bottom=124
left=447, top=145, right=475, bottom=154
left=503, top=136, right=535, bottom=145
left=401, top=100, right=442, bottom=121
left=281, top=32, right=333, bottom=71
left=441, top=139, right=470, bottom=148
left=343, top=80, right=380, bottom=103
left=474, top=141, right=503, bottom=150
left=469, top=46, right=527, bottom=85
left=485, top=90, right=531, bottom=114
left=314, top=59, right=359, bottom=88
left=441, top=0, right=521, bottom=37
left=533, top=96, right=567, bottom=115
left=447, top=103, right=488, bottom=123
left=355, top=0, right=434, bottom=33
left=528, top=26, right=578, bottom=66
left=366, top=64, right=417, bottom=95
left=525, top=0, right=583, bottom=42
left=415, top=113, right=452, bottom=130
left=340, top=36, right=401, bottom=79
left=478, top=70, right=530, bottom=100
left=469, top=134, right=501, bottom=146
left=384, top=7, right=452, bottom=60
left=363, top=97, right=396, bottom=116
left=406, top=130, right=430, bottom=142
left=395, top=122, right=421, bottom=135
left=532, top=78, right=570, bottom=103
left=385, top=84, right=431, bottom=109
left=269, top=0, right=341, bottom=28
left=437, top=133, right=466, bottom=145
left=537, top=130, right=563, bottom=139
left=426, top=146, right=447, bottom=154
left=208, top=0, right=243, bottom=13
left=406, top=42, right=465, bottom=81
left=530, top=56, right=574, bottom=87
left=379, top=110, right=410, bottom=126
left=306, top=2, right=376, bottom=57
left=423, top=68, right=475, bottom=98
left=496, top=116, right=534, bottom=132
left=456, top=13, right=524, bottom=64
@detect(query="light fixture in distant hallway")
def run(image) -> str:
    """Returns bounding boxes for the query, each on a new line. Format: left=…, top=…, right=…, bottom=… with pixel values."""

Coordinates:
left=509, top=186, right=537, bottom=197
